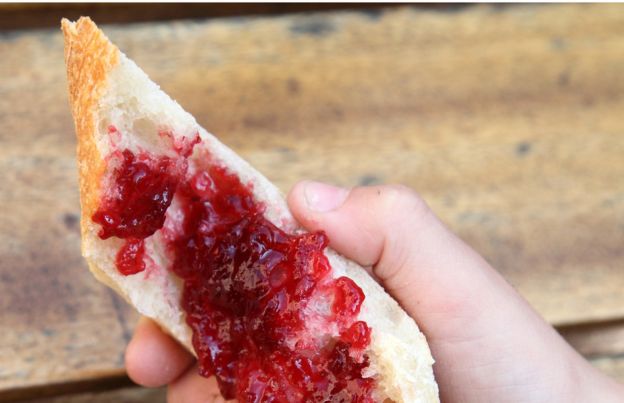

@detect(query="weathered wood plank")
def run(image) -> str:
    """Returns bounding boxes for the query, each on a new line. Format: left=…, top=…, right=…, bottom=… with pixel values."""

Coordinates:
left=102, top=3, right=624, bottom=326
left=0, top=3, right=623, bottom=398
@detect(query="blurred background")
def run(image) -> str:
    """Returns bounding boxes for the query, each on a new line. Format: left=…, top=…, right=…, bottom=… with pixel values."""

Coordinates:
left=1, top=3, right=623, bottom=402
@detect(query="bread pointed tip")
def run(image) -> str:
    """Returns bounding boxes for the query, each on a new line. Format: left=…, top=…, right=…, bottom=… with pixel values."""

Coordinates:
left=60, top=18, right=71, bottom=31
left=61, top=16, right=96, bottom=34
left=61, top=15, right=119, bottom=116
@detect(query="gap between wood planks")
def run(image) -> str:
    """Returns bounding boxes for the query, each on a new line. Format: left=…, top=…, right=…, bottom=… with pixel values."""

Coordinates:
left=0, top=373, right=132, bottom=402
left=0, top=4, right=474, bottom=31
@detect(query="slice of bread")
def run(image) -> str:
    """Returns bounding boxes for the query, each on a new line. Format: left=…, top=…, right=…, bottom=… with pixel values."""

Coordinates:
left=62, top=17, right=439, bottom=403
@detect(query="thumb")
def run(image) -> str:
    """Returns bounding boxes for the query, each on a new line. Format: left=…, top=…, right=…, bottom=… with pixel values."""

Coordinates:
left=287, top=181, right=608, bottom=402
left=287, top=181, right=520, bottom=337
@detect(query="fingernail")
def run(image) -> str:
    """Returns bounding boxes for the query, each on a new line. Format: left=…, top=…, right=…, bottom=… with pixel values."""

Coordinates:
left=304, top=181, right=349, bottom=212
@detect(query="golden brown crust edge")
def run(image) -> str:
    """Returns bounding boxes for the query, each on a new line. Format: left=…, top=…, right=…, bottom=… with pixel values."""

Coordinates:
left=61, top=17, right=118, bottom=242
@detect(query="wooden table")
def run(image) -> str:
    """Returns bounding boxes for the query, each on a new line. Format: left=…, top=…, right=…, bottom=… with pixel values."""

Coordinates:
left=1, top=4, right=623, bottom=401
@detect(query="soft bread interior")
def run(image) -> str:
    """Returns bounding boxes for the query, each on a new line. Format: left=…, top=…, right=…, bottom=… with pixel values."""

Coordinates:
left=65, top=18, right=439, bottom=403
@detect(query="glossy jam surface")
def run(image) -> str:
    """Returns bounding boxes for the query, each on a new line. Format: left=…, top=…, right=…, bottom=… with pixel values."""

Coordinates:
left=115, top=238, right=146, bottom=275
left=93, top=150, right=176, bottom=239
left=93, top=147, right=375, bottom=402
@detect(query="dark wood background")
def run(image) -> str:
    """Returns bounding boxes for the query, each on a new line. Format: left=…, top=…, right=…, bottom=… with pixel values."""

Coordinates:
left=0, top=3, right=623, bottom=402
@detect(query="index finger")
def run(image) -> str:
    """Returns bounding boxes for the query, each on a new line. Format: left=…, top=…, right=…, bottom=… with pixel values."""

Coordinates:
left=125, top=317, right=195, bottom=387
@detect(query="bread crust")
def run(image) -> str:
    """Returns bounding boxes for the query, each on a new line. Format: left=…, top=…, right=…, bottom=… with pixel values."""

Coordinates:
left=62, top=18, right=130, bottom=297
left=62, top=17, right=118, bottom=240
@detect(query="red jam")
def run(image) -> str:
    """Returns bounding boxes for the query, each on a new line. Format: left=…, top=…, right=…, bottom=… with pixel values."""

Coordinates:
left=92, top=150, right=176, bottom=239
left=115, top=238, right=146, bottom=275
left=93, top=145, right=375, bottom=402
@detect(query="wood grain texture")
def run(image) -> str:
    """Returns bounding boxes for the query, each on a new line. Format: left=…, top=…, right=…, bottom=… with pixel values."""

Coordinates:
left=0, top=3, right=623, bottom=399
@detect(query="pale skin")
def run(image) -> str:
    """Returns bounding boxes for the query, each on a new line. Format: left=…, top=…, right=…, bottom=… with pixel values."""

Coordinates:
left=125, top=181, right=624, bottom=403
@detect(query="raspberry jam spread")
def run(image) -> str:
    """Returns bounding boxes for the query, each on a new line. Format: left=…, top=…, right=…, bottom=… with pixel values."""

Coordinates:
left=92, top=143, right=375, bottom=402
left=92, top=150, right=176, bottom=239
left=115, top=238, right=146, bottom=275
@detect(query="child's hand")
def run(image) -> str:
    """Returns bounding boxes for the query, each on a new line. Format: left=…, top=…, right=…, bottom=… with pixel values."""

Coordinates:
left=125, top=182, right=624, bottom=402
